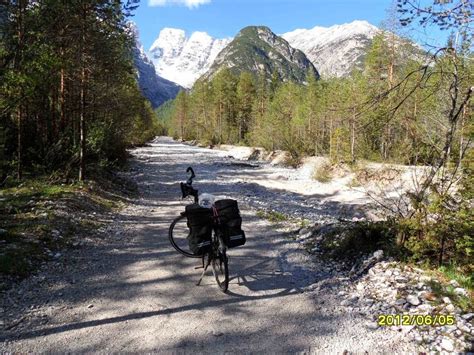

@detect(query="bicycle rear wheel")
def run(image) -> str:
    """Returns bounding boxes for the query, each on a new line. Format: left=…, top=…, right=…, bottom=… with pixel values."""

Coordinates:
left=212, top=248, right=229, bottom=293
left=168, top=215, right=201, bottom=258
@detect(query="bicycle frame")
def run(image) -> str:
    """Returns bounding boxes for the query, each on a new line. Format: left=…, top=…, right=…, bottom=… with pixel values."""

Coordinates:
left=196, top=230, right=224, bottom=285
left=169, top=166, right=229, bottom=292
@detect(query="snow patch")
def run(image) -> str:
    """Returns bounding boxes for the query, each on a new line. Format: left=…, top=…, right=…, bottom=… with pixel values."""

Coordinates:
left=149, top=28, right=231, bottom=88
left=282, top=20, right=379, bottom=78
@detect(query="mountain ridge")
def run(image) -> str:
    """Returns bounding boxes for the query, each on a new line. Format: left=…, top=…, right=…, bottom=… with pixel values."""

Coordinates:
left=282, top=20, right=379, bottom=78
left=202, top=25, right=319, bottom=83
left=149, top=28, right=231, bottom=88
left=147, top=20, right=383, bottom=87
left=129, top=23, right=182, bottom=108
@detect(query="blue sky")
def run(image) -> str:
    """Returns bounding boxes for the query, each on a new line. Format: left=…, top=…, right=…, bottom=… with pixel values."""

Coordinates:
left=131, top=0, right=447, bottom=50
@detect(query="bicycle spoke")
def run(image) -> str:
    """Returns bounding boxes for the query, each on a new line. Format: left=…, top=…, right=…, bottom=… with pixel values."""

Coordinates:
left=212, top=249, right=229, bottom=293
left=169, top=215, right=201, bottom=258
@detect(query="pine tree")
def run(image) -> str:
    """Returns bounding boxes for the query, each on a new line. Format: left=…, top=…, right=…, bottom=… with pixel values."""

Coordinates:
left=236, top=72, right=256, bottom=142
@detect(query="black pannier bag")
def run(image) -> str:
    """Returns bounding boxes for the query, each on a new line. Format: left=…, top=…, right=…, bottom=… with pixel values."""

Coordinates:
left=185, top=204, right=213, bottom=255
left=214, top=199, right=246, bottom=248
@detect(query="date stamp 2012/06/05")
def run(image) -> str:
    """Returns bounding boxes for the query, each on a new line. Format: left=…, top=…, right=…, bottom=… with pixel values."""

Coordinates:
left=377, top=314, right=456, bottom=327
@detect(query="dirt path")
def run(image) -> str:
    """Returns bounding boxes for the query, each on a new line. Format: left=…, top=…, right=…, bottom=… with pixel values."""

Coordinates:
left=1, top=137, right=417, bottom=353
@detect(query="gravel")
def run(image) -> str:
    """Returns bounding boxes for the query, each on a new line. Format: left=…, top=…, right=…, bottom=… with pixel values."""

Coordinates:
left=0, top=137, right=441, bottom=353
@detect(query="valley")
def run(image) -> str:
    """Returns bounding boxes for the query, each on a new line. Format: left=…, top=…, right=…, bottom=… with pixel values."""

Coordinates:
left=1, top=1, right=472, bottom=353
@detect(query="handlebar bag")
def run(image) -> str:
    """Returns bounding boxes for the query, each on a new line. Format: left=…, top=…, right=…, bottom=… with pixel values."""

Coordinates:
left=185, top=204, right=213, bottom=255
left=214, top=199, right=246, bottom=248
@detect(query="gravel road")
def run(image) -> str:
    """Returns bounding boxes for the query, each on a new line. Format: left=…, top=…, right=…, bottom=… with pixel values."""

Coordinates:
left=1, top=137, right=418, bottom=353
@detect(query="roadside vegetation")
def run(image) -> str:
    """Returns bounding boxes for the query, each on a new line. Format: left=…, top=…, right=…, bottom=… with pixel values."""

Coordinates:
left=1, top=1, right=157, bottom=184
left=0, top=175, right=136, bottom=284
left=158, top=1, right=473, bottom=290
left=0, top=1, right=154, bottom=282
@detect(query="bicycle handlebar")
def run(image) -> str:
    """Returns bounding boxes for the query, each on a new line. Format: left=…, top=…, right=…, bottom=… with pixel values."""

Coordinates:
left=181, top=167, right=198, bottom=203
left=186, top=166, right=195, bottom=185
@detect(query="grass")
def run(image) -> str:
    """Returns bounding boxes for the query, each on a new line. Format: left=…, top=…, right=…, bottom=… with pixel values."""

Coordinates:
left=0, top=177, right=127, bottom=282
left=312, top=162, right=332, bottom=183
left=316, top=221, right=402, bottom=261
left=348, top=176, right=362, bottom=188
left=420, top=264, right=474, bottom=311
left=437, top=264, right=474, bottom=291
left=310, top=218, right=474, bottom=310
left=426, top=279, right=473, bottom=312
left=283, top=154, right=302, bottom=168
left=256, top=209, right=289, bottom=222
left=298, top=218, right=311, bottom=229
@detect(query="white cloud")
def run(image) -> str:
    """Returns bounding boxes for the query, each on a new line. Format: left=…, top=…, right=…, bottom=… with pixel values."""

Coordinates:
left=149, top=0, right=211, bottom=9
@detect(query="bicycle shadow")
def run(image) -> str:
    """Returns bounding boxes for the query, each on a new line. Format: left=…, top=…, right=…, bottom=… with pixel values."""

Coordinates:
left=2, top=138, right=359, bottom=351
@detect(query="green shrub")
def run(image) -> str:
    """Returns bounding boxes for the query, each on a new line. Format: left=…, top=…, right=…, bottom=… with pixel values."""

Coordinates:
left=318, top=220, right=402, bottom=260
left=313, top=162, right=332, bottom=183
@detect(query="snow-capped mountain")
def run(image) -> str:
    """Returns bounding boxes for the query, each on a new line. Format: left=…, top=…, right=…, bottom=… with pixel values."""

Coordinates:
left=147, top=21, right=381, bottom=88
left=149, top=28, right=231, bottom=88
left=282, top=20, right=379, bottom=78
left=129, top=23, right=181, bottom=108
left=203, top=26, right=319, bottom=83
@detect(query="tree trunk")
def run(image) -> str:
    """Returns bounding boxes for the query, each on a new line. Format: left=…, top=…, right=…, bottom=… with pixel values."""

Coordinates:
left=351, top=108, right=356, bottom=162
left=0, top=123, right=5, bottom=182
left=78, top=4, right=86, bottom=181
left=60, top=66, right=66, bottom=130
left=51, top=85, right=57, bottom=140
left=458, top=105, right=466, bottom=168
left=438, top=234, right=445, bottom=267
left=15, top=0, right=26, bottom=180
left=17, top=107, right=22, bottom=180
left=79, top=67, right=86, bottom=181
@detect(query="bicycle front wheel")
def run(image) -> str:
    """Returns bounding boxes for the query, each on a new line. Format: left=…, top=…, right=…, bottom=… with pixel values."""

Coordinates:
left=212, top=249, right=229, bottom=293
left=168, top=215, right=201, bottom=258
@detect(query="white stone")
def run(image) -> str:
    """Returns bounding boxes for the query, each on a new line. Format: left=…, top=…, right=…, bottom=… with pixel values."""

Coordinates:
left=461, top=313, right=474, bottom=321
left=406, top=295, right=421, bottom=306
left=373, top=250, right=383, bottom=259
left=449, top=280, right=460, bottom=288
left=417, top=291, right=428, bottom=298
left=366, top=321, right=379, bottom=330
left=442, top=297, right=452, bottom=304
left=395, top=276, right=408, bottom=283
left=414, top=334, right=423, bottom=344
left=416, top=304, right=433, bottom=313
left=419, top=275, right=432, bottom=283
left=440, top=338, right=454, bottom=352
left=445, top=325, right=457, bottom=333
left=445, top=304, right=455, bottom=312
left=457, top=322, right=470, bottom=333
left=298, top=227, right=311, bottom=236
left=454, top=287, right=469, bottom=297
